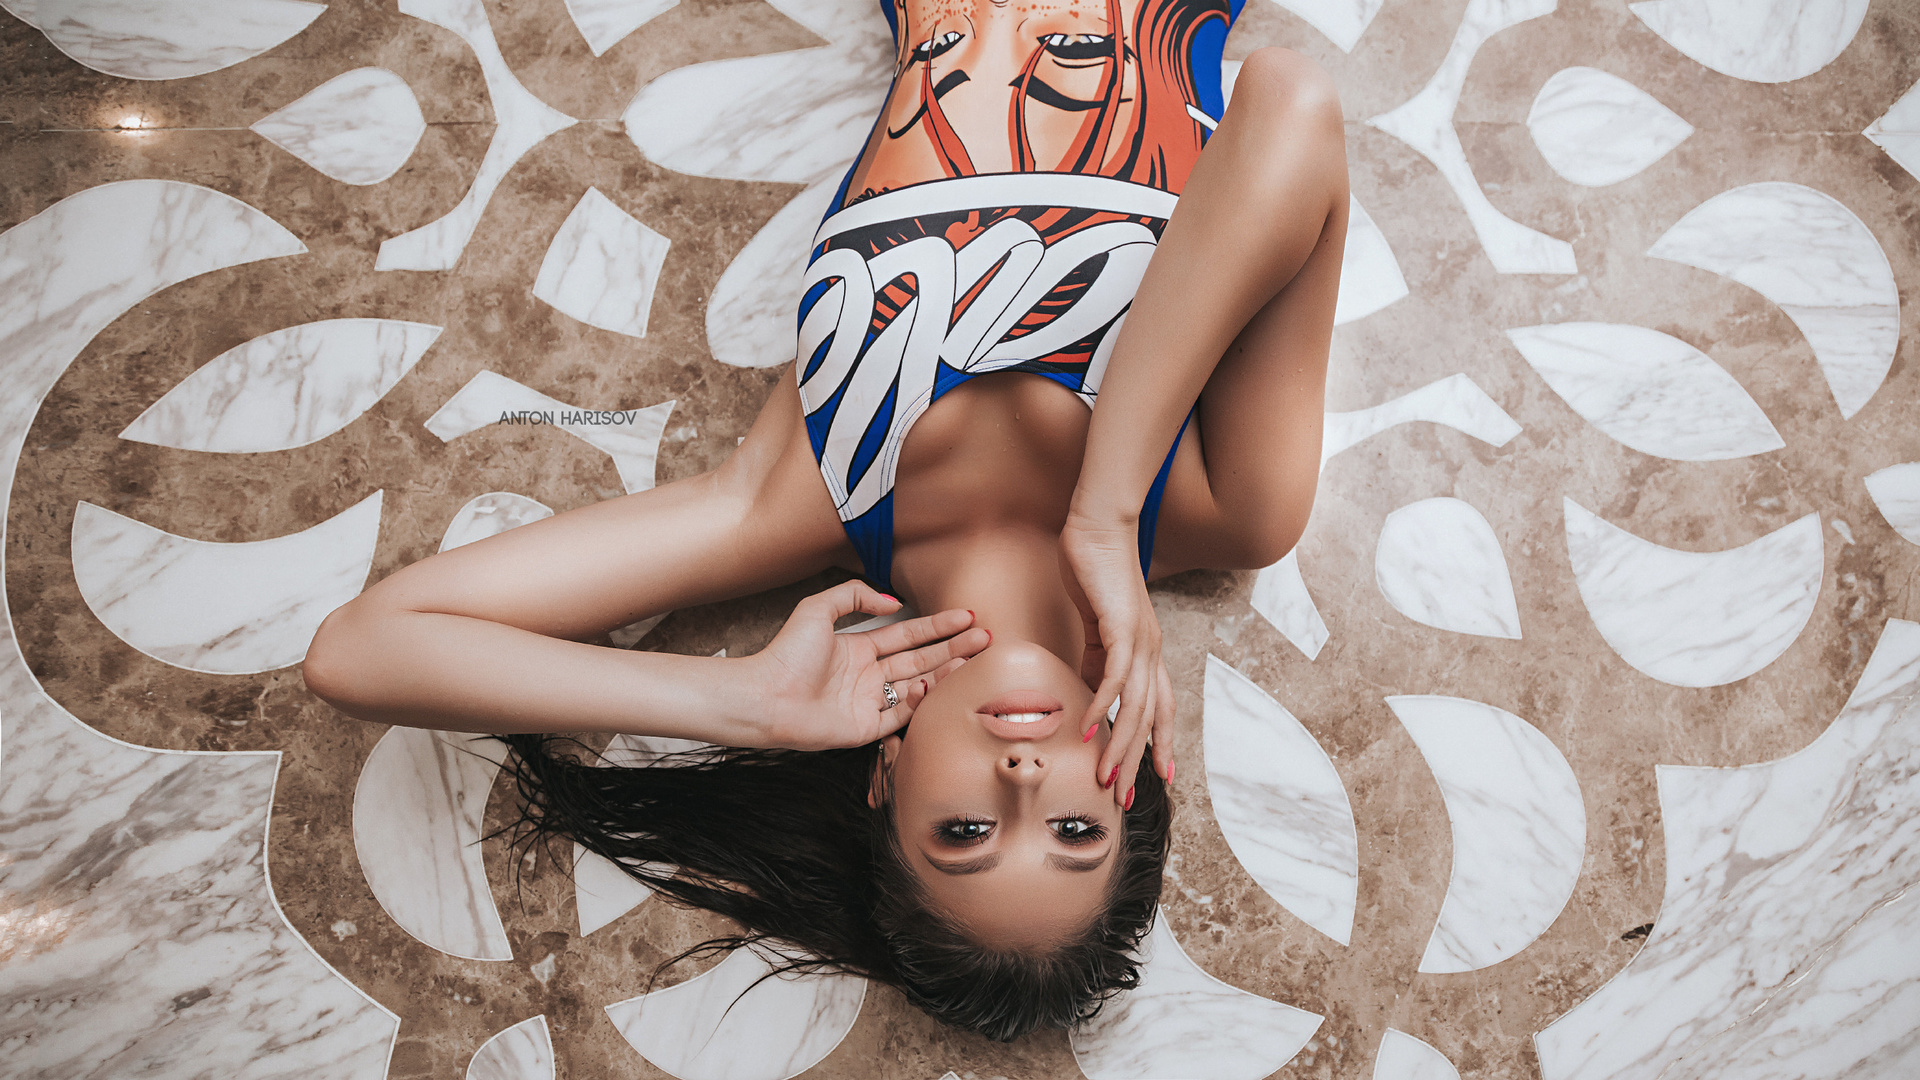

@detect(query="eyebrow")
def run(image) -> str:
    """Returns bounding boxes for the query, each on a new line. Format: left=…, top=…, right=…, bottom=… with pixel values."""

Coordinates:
left=921, top=848, right=1113, bottom=875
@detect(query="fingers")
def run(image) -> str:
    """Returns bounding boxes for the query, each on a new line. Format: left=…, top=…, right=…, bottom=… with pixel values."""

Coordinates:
left=1151, top=661, right=1176, bottom=783
left=800, top=580, right=899, bottom=624
left=863, top=607, right=979, bottom=655
left=877, top=628, right=990, bottom=684
left=886, top=675, right=932, bottom=728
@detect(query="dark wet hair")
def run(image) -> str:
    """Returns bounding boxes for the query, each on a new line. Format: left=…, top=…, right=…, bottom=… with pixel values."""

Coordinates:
left=496, top=734, right=1171, bottom=1042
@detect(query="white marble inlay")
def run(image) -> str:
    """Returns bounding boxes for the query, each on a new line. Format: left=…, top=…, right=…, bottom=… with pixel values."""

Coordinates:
left=251, top=67, right=427, bottom=186
left=0, top=0, right=325, bottom=80
left=1374, top=1028, right=1461, bottom=1080
left=1322, top=374, right=1522, bottom=469
left=440, top=492, right=555, bottom=552
left=566, top=0, right=679, bottom=56
left=120, top=318, right=441, bottom=453
left=71, top=492, right=381, bottom=676
left=1267, top=0, right=1383, bottom=53
left=1564, top=498, right=1822, bottom=688
left=1864, top=79, right=1920, bottom=185
left=424, top=370, right=675, bottom=494
left=1374, top=498, right=1521, bottom=640
left=1366, top=0, right=1575, bottom=275
left=1536, top=619, right=1920, bottom=1080
left=1071, top=913, right=1323, bottom=1078
left=706, top=178, right=839, bottom=369
left=1648, top=182, right=1899, bottom=420
left=605, top=944, right=865, bottom=1080
left=533, top=188, right=673, bottom=340
left=1629, top=0, right=1870, bottom=84
left=1203, top=655, right=1358, bottom=944
left=1387, top=695, right=1585, bottom=974
left=377, top=0, right=576, bottom=270
left=1866, top=463, right=1920, bottom=546
left=1526, top=67, right=1693, bottom=187
left=468, top=1014, right=555, bottom=1080
left=1505, top=322, right=1782, bottom=461
left=353, top=727, right=513, bottom=960
left=610, top=611, right=669, bottom=648
left=1251, top=550, right=1330, bottom=661
left=0, top=179, right=393, bottom=1076
left=571, top=732, right=704, bottom=936
left=1335, top=196, right=1410, bottom=326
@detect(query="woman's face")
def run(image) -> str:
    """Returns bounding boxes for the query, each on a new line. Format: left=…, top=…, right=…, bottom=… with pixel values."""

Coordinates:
left=875, top=637, right=1123, bottom=949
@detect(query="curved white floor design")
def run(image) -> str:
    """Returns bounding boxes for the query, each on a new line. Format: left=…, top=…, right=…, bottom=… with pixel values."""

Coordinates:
left=605, top=945, right=865, bottom=1080
left=120, top=318, right=441, bottom=452
left=353, top=727, right=513, bottom=960
left=0, top=0, right=325, bottom=80
left=377, top=0, right=576, bottom=270
left=1505, top=323, right=1781, bottom=461
left=571, top=732, right=704, bottom=936
left=1865, top=79, right=1920, bottom=184
left=565, top=0, right=679, bottom=55
left=1648, top=182, right=1898, bottom=420
left=251, top=67, right=427, bottom=186
left=1366, top=0, right=1575, bottom=275
left=1071, top=913, right=1323, bottom=1078
left=0, top=179, right=394, bottom=1075
left=1374, top=1028, right=1461, bottom=1080
left=440, top=492, right=556, bottom=552
left=468, top=1014, right=555, bottom=1080
left=1267, top=0, right=1383, bottom=52
left=424, top=370, right=676, bottom=494
left=1335, top=197, right=1410, bottom=326
left=1387, top=695, right=1585, bottom=973
left=71, top=491, right=382, bottom=675
left=1628, top=0, right=1869, bottom=84
left=706, top=178, right=839, bottom=369
left=534, top=188, right=673, bottom=339
left=1564, top=499, right=1822, bottom=688
left=1204, top=656, right=1359, bottom=944
left=1526, top=67, right=1692, bottom=187
left=1536, top=620, right=1920, bottom=1080
left=1322, top=374, right=1522, bottom=470
left=1376, top=497, right=1522, bottom=640
left=1866, top=463, right=1920, bottom=546
left=1251, top=550, right=1330, bottom=661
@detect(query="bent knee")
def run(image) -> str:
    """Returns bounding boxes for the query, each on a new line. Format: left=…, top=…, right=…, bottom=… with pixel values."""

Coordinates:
left=1230, top=48, right=1343, bottom=129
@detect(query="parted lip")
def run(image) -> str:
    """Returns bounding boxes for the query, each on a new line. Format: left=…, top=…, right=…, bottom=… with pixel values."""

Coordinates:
left=976, top=690, right=1065, bottom=740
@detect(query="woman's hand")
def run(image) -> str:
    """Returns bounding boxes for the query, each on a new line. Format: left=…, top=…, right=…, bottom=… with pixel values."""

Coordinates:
left=1060, top=515, right=1174, bottom=808
left=746, top=580, right=990, bottom=751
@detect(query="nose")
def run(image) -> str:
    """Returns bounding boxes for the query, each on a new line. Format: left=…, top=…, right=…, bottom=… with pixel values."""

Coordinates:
left=1001, top=750, right=1047, bottom=784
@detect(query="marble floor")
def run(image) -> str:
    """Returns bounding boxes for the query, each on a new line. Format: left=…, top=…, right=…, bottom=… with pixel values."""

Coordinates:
left=2, top=0, right=1918, bottom=1077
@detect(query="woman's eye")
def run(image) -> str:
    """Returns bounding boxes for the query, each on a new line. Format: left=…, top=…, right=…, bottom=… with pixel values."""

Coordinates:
left=1040, top=33, right=1113, bottom=62
left=937, top=818, right=993, bottom=844
left=1052, top=817, right=1108, bottom=844
left=912, top=30, right=964, bottom=63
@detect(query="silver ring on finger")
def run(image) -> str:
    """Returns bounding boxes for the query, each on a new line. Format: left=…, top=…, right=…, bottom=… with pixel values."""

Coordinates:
left=881, top=681, right=900, bottom=710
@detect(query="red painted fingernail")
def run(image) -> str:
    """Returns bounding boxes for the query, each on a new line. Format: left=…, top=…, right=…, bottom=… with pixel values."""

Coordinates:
left=967, top=610, right=975, bottom=620
left=920, top=680, right=928, bottom=693
left=1083, top=723, right=1098, bottom=743
left=882, top=594, right=898, bottom=603
left=1166, top=761, right=1176, bottom=783
left=1123, top=786, right=1135, bottom=811
left=1106, top=765, right=1120, bottom=788
left=982, top=628, right=992, bottom=645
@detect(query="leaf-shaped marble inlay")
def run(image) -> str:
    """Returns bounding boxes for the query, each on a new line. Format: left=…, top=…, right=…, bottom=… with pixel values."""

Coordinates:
left=706, top=178, right=839, bottom=369
left=1629, top=0, right=1870, bottom=84
left=1526, top=67, right=1693, bottom=187
left=0, top=0, right=325, bottom=80
left=1071, top=913, right=1323, bottom=1078
left=1322, top=374, right=1522, bottom=469
left=1866, top=463, right=1920, bottom=546
left=120, top=318, right=440, bottom=453
left=571, top=733, right=703, bottom=936
left=1374, top=1028, right=1461, bottom=1080
left=1505, top=322, right=1782, bottom=461
left=1203, top=656, right=1359, bottom=944
left=1649, top=182, right=1898, bottom=419
left=1335, top=196, right=1410, bottom=326
left=377, top=0, right=575, bottom=270
left=71, top=491, right=381, bottom=675
left=353, top=727, right=513, bottom=960
left=439, top=492, right=555, bottom=552
left=1251, top=550, right=1330, bottom=661
left=1864, top=78, right=1920, bottom=185
left=468, top=1014, right=555, bottom=1080
left=1388, top=695, right=1585, bottom=973
left=1375, top=497, right=1522, bottom=639
left=1366, top=0, right=1575, bottom=275
left=1563, top=499, right=1822, bottom=688
left=605, top=945, right=865, bottom=1080
left=1267, top=0, right=1384, bottom=53
left=1536, top=620, right=1920, bottom=1080
left=534, top=188, right=673, bottom=340
left=251, top=67, right=426, bottom=185
left=565, top=0, right=679, bottom=56
left=424, top=370, right=675, bottom=494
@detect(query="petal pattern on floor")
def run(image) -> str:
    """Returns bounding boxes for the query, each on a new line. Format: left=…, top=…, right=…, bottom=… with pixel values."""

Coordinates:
left=1375, top=497, right=1522, bottom=640
left=1374, top=1028, right=1461, bottom=1080
left=71, top=491, right=381, bottom=675
left=1366, top=0, right=1575, bottom=275
left=1204, top=655, right=1359, bottom=944
left=376, top=0, right=576, bottom=271
left=1535, top=619, right=1920, bottom=1079
left=1387, top=694, right=1585, bottom=973
left=0, top=0, right=326, bottom=80
left=1266, top=0, right=1383, bottom=53
left=439, top=491, right=555, bottom=552
left=1335, top=196, right=1410, bottom=325
left=1866, top=463, right=1920, bottom=547
left=1563, top=498, right=1823, bottom=688
left=1322, top=374, right=1521, bottom=469
left=251, top=67, right=427, bottom=185
left=424, top=370, right=676, bottom=494
left=571, top=732, right=704, bottom=936
left=1505, top=322, right=1781, bottom=461
left=534, top=188, right=673, bottom=339
left=468, top=1014, right=556, bottom=1080
left=1864, top=79, right=1920, bottom=184
left=706, top=178, right=839, bottom=369
left=120, top=318, right=441, bottom=452
left=1071, top=913, right=1323, bottom=1078
left=1628, top=0, right=1870, bottom=84
left=1648, top=182, right=1898, bottom=419
left=604, top=945, right=865, bottom=1080
left=353, top=727, right=514, bottom=960
left=1251, top=550, right=1330, bottom=660
left=564, top=0, right=679, bottom=56
left=1525, top=67, right=1693, bottom=187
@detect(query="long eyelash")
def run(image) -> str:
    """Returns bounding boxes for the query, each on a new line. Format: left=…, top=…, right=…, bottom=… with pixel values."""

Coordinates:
left=1052, top=816, right=1109, bottom=845
left=934, top=815, right=994, bottom=846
